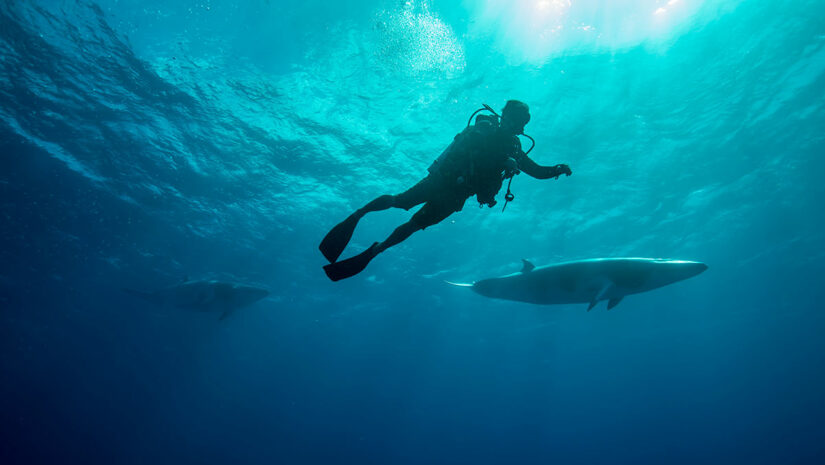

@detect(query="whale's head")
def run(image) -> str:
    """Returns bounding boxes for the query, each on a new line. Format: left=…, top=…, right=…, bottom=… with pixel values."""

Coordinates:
left=472, top=277, right=510, bottom=300
left=661, top=259, right=708, bottom=277
left=642, top=259, right=708, bottom=289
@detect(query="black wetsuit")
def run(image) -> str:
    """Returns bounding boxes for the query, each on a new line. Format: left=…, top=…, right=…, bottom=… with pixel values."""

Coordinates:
left=393, top=123, right=557, bottom=228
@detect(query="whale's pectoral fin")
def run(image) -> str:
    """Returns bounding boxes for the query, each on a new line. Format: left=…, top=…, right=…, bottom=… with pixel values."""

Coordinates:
left=520, top=259, right=535, bottom=273
left=196, top=288, right=216, bottom=306
left=219, top=309, right=235, bottom=321
left=587, top=283, right=612, bottom=311
left=607, top=297, right=623, bottom=310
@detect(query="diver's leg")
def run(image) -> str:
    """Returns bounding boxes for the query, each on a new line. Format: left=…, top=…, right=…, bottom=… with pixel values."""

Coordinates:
left=322, top=202, right=452, bottom=281
left=356, top=194, right=396, bottom=215
left=319, top=194, right=406, bottom=263
left=319, top=178, right=432, bottom=263
left=373, top=198, right=454, bottom=253
left=374, top=221, right=420, bottom=254
left=322, top=220, right=422, bottom=282
left=358, top=175, right=434, bottom=217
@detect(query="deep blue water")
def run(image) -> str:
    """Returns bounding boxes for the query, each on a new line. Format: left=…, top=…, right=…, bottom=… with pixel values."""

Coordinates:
left=2, top=0, right=824, bottom=463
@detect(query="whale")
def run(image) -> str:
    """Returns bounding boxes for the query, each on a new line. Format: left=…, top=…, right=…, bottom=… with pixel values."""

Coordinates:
left=124, top=279, right=270, bottom=319
left=448, top=258, right=708, bottom=310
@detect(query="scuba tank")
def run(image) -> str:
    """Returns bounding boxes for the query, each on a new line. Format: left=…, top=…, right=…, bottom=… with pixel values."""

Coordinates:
left=429, top=104, right=536, bottom=211
left=427, top=103, right=536, bottom=212
left=429, top=104, right=519, bottom=175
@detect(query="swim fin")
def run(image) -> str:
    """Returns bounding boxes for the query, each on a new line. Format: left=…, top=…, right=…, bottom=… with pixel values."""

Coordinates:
left=323, top=243, right=379, bottom=281
left=319, top=214, right=361, bottom=263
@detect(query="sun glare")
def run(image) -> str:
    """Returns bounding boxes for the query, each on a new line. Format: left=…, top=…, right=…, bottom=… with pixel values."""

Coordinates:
left=534, top=0, right=571, bottom=15
left=466, top=0, right=708, bottom=64
left=655, top=0, right=683, bottom=15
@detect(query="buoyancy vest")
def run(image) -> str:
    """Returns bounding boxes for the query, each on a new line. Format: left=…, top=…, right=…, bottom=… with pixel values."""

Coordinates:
left=428, top=114, right=523, bottom=207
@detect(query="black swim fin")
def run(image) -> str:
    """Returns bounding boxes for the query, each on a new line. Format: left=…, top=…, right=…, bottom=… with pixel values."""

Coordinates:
left=323, top=243, right=379, bottom=282
left=319, top=214, right=361, bottom=263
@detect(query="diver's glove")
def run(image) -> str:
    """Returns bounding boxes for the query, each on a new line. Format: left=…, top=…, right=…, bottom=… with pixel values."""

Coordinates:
left=551, top=164, right=572, bottom=179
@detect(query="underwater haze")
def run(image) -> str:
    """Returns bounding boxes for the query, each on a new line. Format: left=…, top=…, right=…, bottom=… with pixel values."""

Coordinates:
left=2, top=0, right=824, bottom=463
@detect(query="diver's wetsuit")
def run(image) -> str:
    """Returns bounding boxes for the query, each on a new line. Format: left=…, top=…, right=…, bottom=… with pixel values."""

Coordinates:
left=319, top=111, right=571, bottom=281
left=392, top=174, right=469, bottom=229
left=393, top=125, right=563, bottom=229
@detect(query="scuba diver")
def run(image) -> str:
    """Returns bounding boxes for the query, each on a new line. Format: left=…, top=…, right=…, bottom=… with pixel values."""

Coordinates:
left=320, top=100, right=572, bottom=281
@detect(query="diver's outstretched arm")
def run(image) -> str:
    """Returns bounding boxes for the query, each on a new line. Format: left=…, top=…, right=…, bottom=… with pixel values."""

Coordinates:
left=518, top=155, right=572, bottom=180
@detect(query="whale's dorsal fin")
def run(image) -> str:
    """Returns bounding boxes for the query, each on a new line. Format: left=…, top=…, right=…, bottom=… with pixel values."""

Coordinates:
left=521, top=259, right=535, bottom=273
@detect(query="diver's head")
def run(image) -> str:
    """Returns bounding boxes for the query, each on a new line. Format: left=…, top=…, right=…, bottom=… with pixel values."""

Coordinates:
left=500, top=100, right=530, bottom=135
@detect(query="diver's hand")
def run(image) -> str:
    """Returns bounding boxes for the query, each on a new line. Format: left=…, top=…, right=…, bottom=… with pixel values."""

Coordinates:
left=552, top=164, right=572, bottom=179
left=503, top=157, right=520, bottom=177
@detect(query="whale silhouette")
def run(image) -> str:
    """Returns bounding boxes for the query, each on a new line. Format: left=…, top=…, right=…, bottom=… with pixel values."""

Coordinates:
left=448, top=258, right=708, bottom=310
left=124, top=279, right=269, bottom=320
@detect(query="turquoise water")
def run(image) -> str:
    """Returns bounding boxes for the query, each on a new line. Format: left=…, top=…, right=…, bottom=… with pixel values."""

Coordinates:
left=1, top=0, right=824, bottom=463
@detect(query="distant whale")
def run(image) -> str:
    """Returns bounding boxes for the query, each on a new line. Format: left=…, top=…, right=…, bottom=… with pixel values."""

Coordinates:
left=124, top=279, right=270, bottom=320
left=448, top=258, right=708, bottom=310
